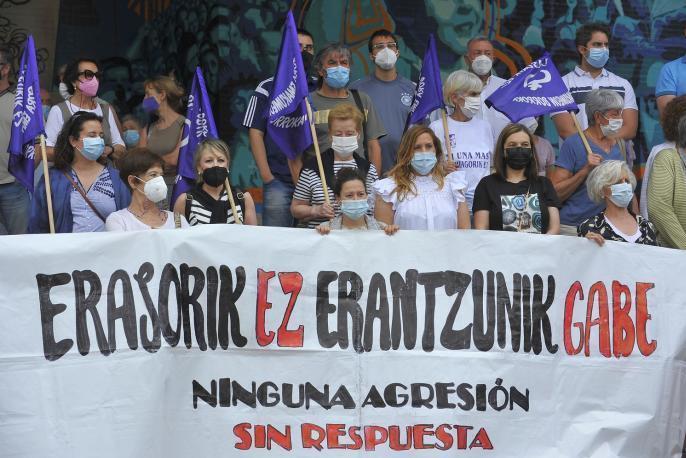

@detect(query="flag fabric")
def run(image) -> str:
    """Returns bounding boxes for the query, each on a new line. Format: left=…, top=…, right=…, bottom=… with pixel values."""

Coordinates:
left=8, top=35, right=44, bottom=193
left=406, top=34, right=444, bottom=128
left=171, top=67, right=218, bottom=205
left=485, top=52, right=578, bottom=122
left=266, top=10, right=312, bottom=160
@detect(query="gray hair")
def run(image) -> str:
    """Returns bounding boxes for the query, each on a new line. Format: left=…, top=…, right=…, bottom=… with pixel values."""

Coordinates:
left=313, top=43, right=352, bottom=87
left=585, top=89, right=624, bottom=126
left=586, top=160, right=636, bottom=203
left=677, top=115, right=686, bottom=149
left=443, top=70, right=483, bottom=106
left=466, top=36, right=492, bottom=50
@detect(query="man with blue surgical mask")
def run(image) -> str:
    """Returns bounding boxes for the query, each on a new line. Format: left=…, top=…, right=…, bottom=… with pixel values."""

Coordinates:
left=552, top=23, right=638, bottom=144
left=306, top=43, right=386, bottom=175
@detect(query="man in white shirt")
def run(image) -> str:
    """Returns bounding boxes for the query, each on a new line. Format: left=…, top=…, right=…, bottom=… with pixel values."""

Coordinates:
left=551, top=23, right=638, bottom=142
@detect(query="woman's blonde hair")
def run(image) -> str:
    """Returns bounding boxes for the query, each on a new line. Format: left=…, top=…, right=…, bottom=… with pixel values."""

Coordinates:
left=327, top=103, right=364, bottom=133
left=144, top=75, right=185, bottom=113
left=443, top=70, right=483, bottom=107
left=193, top=139, right=231, bottom=183
left=388, top=125, right=446, bottom=201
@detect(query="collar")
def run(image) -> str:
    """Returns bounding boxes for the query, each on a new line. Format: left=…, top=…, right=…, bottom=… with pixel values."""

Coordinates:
left=573, top=65, right=608, bottom=78
left=0, top=83, right=15, bottom=97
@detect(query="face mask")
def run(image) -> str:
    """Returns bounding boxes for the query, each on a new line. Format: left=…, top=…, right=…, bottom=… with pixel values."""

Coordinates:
left=331, top=135, right=358, bottom=157
left=142, top=96, right=160, bottom=113
left=79, top=77, right=99, bottom=97
left=524, top=119, right=539, bottom=135
left=301, top=51, right=313, bottom=74
left=411, top=151, right=437, bottom=175
left=609, top=182, right=633, bottom=208
left=59, top=82, right=71, bottom=100
left=600, top=116, right=623, bottom=137
left=123, top=129, right=140, bottom=148
left=504, top=147, right=533, bottom=170
left=42, top=105, right=51, bottom=119
left=135, top=175, right=168, bottom=203
left=325, top=66, right=350, bottom=89
left=471, top=55, right=493, bottom=76
left=374, top=47, right=398, bottom=70
left=79, top=137, right=105, bottom=161
left=585, top=47, right=609, bottom=69
left=202, top=166, right=229, bottom=187
left=460, top=96, right=481, bottom=118
left=340, top=199, right=369, bottom=220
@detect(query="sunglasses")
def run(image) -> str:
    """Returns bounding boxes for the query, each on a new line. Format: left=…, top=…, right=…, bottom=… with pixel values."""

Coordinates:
left=77, top=70, right=102, bottom=80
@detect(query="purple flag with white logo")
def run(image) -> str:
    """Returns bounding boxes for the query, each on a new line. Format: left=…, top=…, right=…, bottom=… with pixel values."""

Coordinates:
left=406, top=34, right=443, bottom=128
left=8, top=35, right=44, bottom=193
left=485, top=52, right=578, bottom=122
left=266, top=10, right=312, bottom=160
left=171, top=67, right=218, bottom=205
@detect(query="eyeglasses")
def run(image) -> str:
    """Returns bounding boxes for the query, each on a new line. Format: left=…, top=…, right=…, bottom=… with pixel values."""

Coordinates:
left=372, top=42, right=398, bottom=51
left=77, top=70, right=102, bottom=81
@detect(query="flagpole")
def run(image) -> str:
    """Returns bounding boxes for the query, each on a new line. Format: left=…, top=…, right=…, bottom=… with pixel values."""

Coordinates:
left=39, top=135, right=55, bottom=234
left=224, top=178, right=242, bottom=224
left=441, top=108, right=454, bottom=166
left=570, top=113, right=594, bottom=157
left=304, top=98, right=331, bottom=205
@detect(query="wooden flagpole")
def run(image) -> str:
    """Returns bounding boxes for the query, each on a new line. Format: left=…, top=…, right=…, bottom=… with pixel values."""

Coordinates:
left=304, top=98, right=331, bottom=205
left=570, top=112, right=594, bottom=157
left=224, top=178, right=242, bottom=224
left=39, top=135, right=55, bottom=234
left=441, top=108, right=454, bottom=166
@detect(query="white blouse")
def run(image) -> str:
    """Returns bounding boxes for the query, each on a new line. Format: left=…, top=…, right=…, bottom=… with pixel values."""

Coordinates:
left=373, top=171, right=468, bottom=230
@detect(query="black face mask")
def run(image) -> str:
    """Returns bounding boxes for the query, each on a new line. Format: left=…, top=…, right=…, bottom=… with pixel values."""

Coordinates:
left=202, top=166, right=229, bottom=187
left=504, top=147, right=532, bottom=170
left=301, top=51, right=314, bottom=74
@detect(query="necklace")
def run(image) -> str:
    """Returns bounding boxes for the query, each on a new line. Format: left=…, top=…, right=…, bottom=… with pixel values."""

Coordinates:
left=127, top=205, right=164, bottom=221
left=517, top=185, right=532, bottom=232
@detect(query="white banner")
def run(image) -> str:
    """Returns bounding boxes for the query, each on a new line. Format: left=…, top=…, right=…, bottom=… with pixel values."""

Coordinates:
left=0, top=226, right=685, bottom=457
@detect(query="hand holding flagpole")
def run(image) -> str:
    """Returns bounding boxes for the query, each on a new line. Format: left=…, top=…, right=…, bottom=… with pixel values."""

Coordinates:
left=570, top=112, right=595, bottom=159
left=224, top=178, right=242, bottom=224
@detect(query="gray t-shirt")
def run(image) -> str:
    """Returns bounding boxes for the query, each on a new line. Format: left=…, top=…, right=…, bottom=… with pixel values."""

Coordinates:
left=308, top=90, right=386, bottom=160
left=0, top=88, right=16, bottom=184
left=350, top=74, right=415, bottom=174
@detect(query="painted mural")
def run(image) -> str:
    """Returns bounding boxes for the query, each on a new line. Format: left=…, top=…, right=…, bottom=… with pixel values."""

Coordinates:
left=37, top=0, right=686, bottom=188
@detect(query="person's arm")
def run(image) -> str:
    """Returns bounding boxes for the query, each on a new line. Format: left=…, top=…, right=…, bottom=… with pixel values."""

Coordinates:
left=546, top=207, right=560, bottom=235
left=647, top=152, right=686, bottom=249
left=248, top=128, right=275, bottom=184
left=456, top=201, right=471, bottom=229
left=374, top=196, right=394, bottom=225
left=106, top=107, right=127, bottom=160
left=367, top=139, right=382, bottom=174
left=618, top=109, right=638, bottom=140
left=657, top=95, right=675, bottom=117
left=287, top=155, right=303, bottom=184
left=473, top=210, right=489, bottom=229
left=172, top=193, right=187, bottom=216
left=242, top=192, right=258, bottom=225
left=551, top=164, right=594, bottom=202
left=290, top=198, right=334, bottom=221
left=655, top=63, right=676, bottom=118
left=552, top=112, right=577, bottom=139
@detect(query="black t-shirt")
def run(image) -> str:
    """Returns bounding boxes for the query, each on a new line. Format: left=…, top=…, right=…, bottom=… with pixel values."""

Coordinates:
left=473, top=174, right=561, bottom=233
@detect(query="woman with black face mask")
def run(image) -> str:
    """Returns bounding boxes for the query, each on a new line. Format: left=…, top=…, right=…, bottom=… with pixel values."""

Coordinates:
left=172, top=139, right=257, bottom=225
left=472, top=123, right=561, bottom=234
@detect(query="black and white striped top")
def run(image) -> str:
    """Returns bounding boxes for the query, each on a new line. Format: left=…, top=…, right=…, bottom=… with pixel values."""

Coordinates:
left=186, top=188, right=243, bottom=226
left=293, top=160, right=378, bottom=229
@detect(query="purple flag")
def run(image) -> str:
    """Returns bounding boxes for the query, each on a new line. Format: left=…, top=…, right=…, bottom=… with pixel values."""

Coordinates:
left=266, top=10, right=312, bottom=160
left=406, top=34, right=443, bottom=127
left=485, top=52, right=578, bottom=122
left=8, top=35, right=44, bottom=193
left=170, top=67, right=218, bottom=205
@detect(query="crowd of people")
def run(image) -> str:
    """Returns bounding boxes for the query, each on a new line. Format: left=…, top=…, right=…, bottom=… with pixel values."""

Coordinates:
left=1, top=21, right=685, bottom=248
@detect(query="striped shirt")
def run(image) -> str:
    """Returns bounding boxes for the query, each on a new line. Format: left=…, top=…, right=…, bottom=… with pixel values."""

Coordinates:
left=187, top=189, right=243, bottom=226
left=647, top=147, right=686, bottom=249
left=293, top=160, right=378, bottom=228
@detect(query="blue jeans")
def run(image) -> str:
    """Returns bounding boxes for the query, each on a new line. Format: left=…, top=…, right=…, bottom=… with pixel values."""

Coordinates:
left=0, top=181, right=30, bottom=235
left=262, top=178, right=294, bottom=227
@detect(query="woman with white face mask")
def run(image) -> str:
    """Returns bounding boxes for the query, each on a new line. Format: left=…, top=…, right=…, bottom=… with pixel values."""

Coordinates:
left=291, top=104, right=378, bottom=229
left=374, top=125, right=471, bottom=230
left=578, top=160, right=657, bottom=246
left=429, top=70, right=494, bottom=213
left=29, top=112, right=131, bottom=233
left=105, top=148, right=189, bottom=231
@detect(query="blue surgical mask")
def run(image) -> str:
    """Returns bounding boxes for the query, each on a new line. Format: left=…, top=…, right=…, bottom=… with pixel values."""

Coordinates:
left=325, top=66, right=350, bottom=89
left=80, top=137, right=105, bottom=161
left=586, top=47, right=609, bottom=69
left=123, top=129, right=140, bottom=148
left=609, top=182, right=633, bottom=208
left=142, top=96, right=160, bottom=113
left=340, top=199, right=369, bottom=220
left=411, top=152, right=437, bottom=175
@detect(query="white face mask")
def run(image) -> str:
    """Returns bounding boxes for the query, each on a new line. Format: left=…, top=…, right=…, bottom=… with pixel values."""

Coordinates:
left=600, top=116, right=623, bottom=137
left=374, top=47, right=398, bottom=70
left=471, top=55, right=493, bottom=76
left=524, top=119, right=539, bottom=135
left=136, top=175, right=168, bottom=203
left=331, top=135, right=358, bottom=158
left=59, top=82, right=71, bottom=100
left=460, top=96, right=481, bottom=118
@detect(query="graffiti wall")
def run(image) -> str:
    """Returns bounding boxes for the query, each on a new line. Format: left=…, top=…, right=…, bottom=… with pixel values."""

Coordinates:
left=12, top=0, right=686, bottom=189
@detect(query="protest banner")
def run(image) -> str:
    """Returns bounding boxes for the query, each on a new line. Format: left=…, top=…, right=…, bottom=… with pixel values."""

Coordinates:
left=0, top=226, right=684, bottom=457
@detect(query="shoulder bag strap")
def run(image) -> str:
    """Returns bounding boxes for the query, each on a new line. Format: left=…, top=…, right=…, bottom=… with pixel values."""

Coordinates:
left=61, top=170, right=107, bottom=222
left=174, top=212, right=182, bottom=228
left=349, top=89, right=368, bottom=157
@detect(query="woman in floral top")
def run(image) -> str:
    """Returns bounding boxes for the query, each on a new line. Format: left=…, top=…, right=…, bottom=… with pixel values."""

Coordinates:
left=578, top=160, right=658, bottom=246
